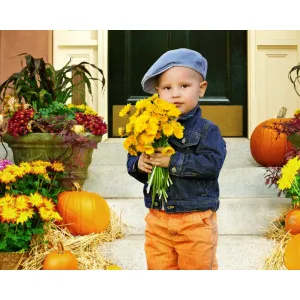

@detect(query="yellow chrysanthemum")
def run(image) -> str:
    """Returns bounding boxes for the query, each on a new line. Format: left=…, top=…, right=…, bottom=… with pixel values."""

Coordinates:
left=43, top=199, right=55, bottom=211
left=294, top=109, right=300, bottom=115
left=0, top=194, right=15, bottom=207
left=84, top=106, right=97, bottom=115
left=136, top=143, right=146, bottom=153
left=127, top=147, right=138, bottom=156
left=168, top=107, right=181, bottom=118
left=146, top=121, right=158, bottom=136
left=134, top=115, right=149, bottom=134
left=171, top=120, right=184, bottom=139
left=51, top=162, right=65, bottom=172
left=139, top=133, right=156, bottom=145
left=31, top=165, right=47, bottom=175
left=16, top=211, right=30, bottom=224
left=30, top=160, right=50, bottom=167
left=162, top=123, right=174, bottom=137
left=126, top=122, right=133, bottom=134
left=124, top=135, right=138, bottom=148
left=1, top=206, right=18, bottom=223
left=28, top=193, right=44, bottom=207
left=119, top=104, right=132, bottom=117
left=144, top=145, right=155, bottom=155
left=19, top=162, right=31, bottom=173
left=277, top=156, right=300, bottom=190
left=7, top=165, right=26, bottom=177
left=135, top=99, right=148, bottom=110
left=38, top=207, right=52, bottom=221
left=155, top=132, right=162, bottom=140
left=43, top=173, right=51, bottom=181
left=15, top=196, right=29, bottom=211
left=50, top=211, right=62, bottom=222
left=161, top=146, right=175, bottom=156
left=118, top=127, right=125, bottom=137
left=25, top=208, right=34, bottom=219
left=0, top=171, right=17, bottom=184
left=160, top=115, right=169, bottom=124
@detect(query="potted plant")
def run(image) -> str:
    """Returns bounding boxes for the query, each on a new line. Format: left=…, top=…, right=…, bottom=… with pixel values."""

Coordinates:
left=0, top=54, right=107, bottom=189
left=0, top=158, right=63, bottom=269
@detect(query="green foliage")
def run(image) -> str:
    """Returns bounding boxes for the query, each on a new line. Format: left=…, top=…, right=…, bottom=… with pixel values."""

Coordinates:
left=0, top=54, right=105, bottom=111
left=34, top=102, right=78, bottom=121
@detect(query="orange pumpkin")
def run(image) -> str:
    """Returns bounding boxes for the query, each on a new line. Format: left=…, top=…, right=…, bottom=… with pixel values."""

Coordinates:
left=284, top=234, right=300, bottom=270
left=43, top=242, right=78, bottom=270
left=250, top=118, right=290, bottom=166
left=285, top=209, right=300, bottom=235
left=57, top=190, right=111, bottom=236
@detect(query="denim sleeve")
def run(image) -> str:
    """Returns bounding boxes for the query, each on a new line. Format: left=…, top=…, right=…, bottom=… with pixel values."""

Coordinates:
left=127, top=153, right=148, bottom=184
left=169, top=124, right=227, bottom=179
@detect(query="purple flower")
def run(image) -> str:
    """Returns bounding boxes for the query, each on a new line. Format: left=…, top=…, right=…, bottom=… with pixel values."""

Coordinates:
left=0, top=159, right=13, bottom=171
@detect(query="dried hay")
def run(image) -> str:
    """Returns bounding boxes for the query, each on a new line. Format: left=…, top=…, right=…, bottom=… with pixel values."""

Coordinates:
left=261, top=209, right=291, bottom=270
left=21, top=210, right=127, bottom=270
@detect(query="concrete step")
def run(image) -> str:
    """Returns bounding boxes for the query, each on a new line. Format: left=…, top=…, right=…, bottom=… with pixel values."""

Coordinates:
left=1, top=137, right=259, bottom=168
left=89, top=137, right=260, bottom=168
left=99, top=234, right=274, bottom=270
left=83, top=165, right=280, bottom=198
left=107, top=197, right=289, bottom=235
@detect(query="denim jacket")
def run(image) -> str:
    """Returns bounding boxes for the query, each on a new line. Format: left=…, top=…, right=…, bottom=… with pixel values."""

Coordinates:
left=127, top=105, right=227, bottom=213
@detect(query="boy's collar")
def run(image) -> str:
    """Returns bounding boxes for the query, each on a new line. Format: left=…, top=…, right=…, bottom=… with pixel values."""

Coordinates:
left=178, top=105, right=202, bottom=121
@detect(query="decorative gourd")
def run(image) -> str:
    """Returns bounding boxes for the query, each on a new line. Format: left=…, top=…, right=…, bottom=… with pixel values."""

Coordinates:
left=285, top=209, right=300, bottom=235
left=43, top=241, right=78, bottom=270
left=57, top=183, right=110, bottom=235
left=284, top=234, right=300, bottom=270
left=250, top=108, right=290, bottom=167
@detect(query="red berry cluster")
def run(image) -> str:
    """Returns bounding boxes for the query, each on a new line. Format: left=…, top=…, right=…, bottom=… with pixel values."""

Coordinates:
left=75, top=112, right=108, bottom=135
left=8, top=108, right=35, bottom=136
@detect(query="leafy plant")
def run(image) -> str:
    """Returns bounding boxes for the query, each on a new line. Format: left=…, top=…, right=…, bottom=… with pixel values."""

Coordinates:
left=0, top=54, right=105, bottom=112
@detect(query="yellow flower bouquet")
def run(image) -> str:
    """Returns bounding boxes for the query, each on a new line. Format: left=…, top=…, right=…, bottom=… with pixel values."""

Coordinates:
left=0, top=160, right=64, bottom=252
left=118, top=94, right=184, bottom=206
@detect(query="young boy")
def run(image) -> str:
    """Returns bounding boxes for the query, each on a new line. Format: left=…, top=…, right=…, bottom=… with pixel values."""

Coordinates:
left=127, top=48, right=227, bottom=270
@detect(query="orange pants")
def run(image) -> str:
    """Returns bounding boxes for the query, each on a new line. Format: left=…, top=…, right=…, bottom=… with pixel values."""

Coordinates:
left=144, top=209, right=218, bottom=270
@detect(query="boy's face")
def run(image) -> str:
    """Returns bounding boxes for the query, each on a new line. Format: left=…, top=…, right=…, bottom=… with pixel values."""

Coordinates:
left=156, top=66, right=207, bottom=115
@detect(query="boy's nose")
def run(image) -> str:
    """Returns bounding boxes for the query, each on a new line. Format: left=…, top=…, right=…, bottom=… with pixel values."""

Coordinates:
left=171, top=88, right=181, bottom=98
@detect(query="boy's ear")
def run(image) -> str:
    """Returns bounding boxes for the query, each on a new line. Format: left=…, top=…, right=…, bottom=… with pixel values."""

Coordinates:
left=155, top=86, right=159, bottom=93
left=199, top=81, right=208, bottom=98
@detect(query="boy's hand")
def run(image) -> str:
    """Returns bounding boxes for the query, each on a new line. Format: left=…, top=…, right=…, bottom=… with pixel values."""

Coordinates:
left=138, top=153, right=153, bottom=174
left=149, top=147, right=171, bottom=168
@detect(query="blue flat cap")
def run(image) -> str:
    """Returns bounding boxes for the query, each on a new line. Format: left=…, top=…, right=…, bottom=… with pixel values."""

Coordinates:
left=141, top=48, right=208, bottom=94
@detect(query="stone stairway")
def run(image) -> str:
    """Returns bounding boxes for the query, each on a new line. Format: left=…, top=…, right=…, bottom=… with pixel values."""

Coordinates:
left=84, top=138, right=289, bottom=270
left=1, top=137, right=290, bottom=269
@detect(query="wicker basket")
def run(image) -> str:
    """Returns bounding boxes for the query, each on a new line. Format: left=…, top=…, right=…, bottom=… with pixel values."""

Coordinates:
left=0, top=252, right=29, bottom=270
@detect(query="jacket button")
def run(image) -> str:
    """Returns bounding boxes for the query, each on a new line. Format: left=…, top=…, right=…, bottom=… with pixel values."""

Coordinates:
left=181, top=138, right=186, bottom=144
left=171, top=167, right=176, bottom=173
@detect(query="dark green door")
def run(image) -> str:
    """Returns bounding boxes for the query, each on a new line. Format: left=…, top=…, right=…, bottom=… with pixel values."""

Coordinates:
left=108, top=30, right=247, bottom=137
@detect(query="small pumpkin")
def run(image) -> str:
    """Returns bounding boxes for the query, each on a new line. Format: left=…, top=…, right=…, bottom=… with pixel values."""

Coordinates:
left=57, top=183, right=110, bottom=236
left=284, top=234, right=300, bottom=270
left=106, top=264, right=122, bottom=270
left=43, top=241, right=78, bottom=270
left=250, top=116, right=290, bottom=167
left=285, top=209, right=300, bottom=235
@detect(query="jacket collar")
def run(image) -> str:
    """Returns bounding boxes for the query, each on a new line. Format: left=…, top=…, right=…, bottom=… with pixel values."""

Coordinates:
left=178, top=104, right=202, bottom=121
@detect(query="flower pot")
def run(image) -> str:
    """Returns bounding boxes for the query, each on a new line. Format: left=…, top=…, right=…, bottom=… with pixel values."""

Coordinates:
left=0, top=252, right=29, bottom=270
left=3, top=133, right=102, bottom=190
